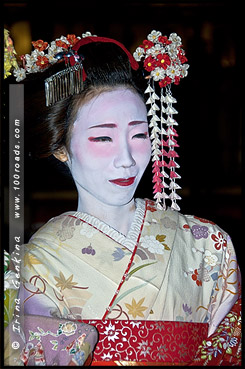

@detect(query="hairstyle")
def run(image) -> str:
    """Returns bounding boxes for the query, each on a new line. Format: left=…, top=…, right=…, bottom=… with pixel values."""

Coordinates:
left=26, top=41, right=146, bottom=159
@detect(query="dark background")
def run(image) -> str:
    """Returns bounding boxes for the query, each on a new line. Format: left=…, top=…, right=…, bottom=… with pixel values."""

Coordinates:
left=2, top=0, right=242, bottom=259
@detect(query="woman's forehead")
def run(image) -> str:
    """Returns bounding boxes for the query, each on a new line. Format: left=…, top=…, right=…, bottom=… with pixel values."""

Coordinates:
left=74, top=88, right=147, bottom=127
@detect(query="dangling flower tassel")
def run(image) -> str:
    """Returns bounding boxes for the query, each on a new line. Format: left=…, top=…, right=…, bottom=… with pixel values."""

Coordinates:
left=146, top=81, right=182, bottom=211
left=163, top=86, right=181, bottom=211
left=145, top=81, right=168, bottom=210
left=134, top=30, right=189, bottom=211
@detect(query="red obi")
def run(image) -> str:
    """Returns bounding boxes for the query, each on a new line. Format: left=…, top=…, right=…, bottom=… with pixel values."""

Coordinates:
left=83, top=320, right=208, bottom=366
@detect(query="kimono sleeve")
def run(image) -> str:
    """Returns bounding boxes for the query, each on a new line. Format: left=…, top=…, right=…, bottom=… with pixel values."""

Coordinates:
left=12, top=237, right=63, bottom=318
left=5, top=245, right=99, bottom=366
left=16, top=228, right=74, bottom=319
left=4, top=314, right=98, bottom=366
left=207, top=234, right=241, bottom=336
left=189, top=297, right=242, bottom=366
left=189, top=234, right=242, bottom=366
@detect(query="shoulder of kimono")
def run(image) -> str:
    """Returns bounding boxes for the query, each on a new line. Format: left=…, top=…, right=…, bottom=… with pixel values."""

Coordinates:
left=178, top=211, right=230, bottom=237
left=28, top=212, right=75, bottom=240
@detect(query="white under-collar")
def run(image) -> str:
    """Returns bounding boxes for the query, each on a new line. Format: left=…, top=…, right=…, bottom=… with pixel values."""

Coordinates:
left=72, top=198, right=146, bottom=252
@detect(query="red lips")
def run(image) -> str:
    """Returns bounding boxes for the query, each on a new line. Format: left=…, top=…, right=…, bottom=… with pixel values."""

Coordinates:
left=109, top=177, right=136, bottom=186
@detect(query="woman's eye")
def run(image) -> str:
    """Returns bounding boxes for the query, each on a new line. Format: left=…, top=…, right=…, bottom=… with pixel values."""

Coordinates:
left=132, top=133, right=148, bottom=139
left=88, top=136, right=112, bottom=142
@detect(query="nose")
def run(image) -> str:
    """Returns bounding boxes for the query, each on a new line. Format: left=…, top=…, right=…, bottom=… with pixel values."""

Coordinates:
left=113, top=142, right=136, bottom=168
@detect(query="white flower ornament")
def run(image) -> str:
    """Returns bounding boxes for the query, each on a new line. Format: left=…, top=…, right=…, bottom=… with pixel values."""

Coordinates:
left=133, top=47, right=145, bottom=62
left=147, top=30, right=162, bottom=42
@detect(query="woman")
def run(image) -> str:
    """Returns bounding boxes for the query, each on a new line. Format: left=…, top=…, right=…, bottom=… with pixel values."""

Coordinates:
left=5, top=31, right=241, bottom=366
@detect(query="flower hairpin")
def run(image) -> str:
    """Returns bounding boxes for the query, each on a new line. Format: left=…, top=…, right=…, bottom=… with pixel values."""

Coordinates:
left=12, top=32, right=96, bottom=82
left=134, top=30, right=189, bottom=211
left=11, top=32, right=98, bottom=106
left=11, top=31, right=139, bottom=107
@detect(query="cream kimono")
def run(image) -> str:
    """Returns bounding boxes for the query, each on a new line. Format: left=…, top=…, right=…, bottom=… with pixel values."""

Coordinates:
left=19, top=198, right=239, bottom=338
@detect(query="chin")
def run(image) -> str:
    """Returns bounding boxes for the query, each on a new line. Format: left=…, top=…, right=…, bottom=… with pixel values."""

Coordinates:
left=98, top=192, right=136, bottom=207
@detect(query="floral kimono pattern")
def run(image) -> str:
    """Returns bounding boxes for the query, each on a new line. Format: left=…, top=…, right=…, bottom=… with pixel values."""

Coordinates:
left=6, top=198, right=241, bottom=365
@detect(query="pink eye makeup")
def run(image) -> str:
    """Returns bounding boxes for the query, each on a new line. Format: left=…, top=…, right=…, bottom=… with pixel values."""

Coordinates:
left=132, top=132, right=149, bottom=139
left=88, top=136, right=112, bottom=142
left=87, top=124, right=115, bottom=143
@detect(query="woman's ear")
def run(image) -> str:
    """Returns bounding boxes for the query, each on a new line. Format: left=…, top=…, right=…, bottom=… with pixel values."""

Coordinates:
left=53, top=147, right=69, bottom=162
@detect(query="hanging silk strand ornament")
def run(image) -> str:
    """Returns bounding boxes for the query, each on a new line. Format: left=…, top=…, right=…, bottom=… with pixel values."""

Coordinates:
left=133, top=30, right=189, bottom=211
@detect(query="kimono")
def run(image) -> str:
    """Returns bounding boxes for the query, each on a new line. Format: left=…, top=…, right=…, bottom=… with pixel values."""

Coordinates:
left=5, top=198, right=241, bottom=366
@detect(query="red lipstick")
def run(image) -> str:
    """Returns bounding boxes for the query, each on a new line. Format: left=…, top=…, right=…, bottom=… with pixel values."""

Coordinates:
left=109, top=177, right=136, bottom=186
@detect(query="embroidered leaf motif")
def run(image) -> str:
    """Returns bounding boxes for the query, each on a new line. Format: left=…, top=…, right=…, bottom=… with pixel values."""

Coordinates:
left=111, top=277, right=156, bottom=309
left=156, top=234, right=170, bottom=250
left=54, top=272, right=78, bottom=291
left=128, top=261, right=157, bottom=278
left=50, top=340, right=58, bottom=351
left=125, top=297, right=148, bottom=319
left=28, top=330, right=35, bottom=341
left=37, top=327, right=45, bottom=334
left=226, top=347, right=232, bottom=355
left=28, top=330, right=41, bottom=341
left=24, top=253, right=42, bottom=269
left=156, top=235, right=166, bottom=243
left=176, top=316, right=184, bottom=321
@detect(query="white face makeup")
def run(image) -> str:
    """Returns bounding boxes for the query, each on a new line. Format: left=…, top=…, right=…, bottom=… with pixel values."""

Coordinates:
left=68, top=88, right=151, bottom=208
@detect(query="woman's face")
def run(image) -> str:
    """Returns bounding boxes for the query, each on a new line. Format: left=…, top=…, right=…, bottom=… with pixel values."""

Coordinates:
left=69, top=88, right=151, bottom=207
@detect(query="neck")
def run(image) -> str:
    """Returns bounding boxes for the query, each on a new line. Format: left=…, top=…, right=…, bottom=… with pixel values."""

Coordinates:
left=76, top=191, right=136, bottom=236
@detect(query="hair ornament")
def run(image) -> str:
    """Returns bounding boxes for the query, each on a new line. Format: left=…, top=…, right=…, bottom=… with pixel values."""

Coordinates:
left=11, top=32, right=97, bottom=106
left=12, top=33, right=88, bottom=82
left=11, top=31, right=140, bottom=107
left=133, top=30, right=189, bottom=211
left=44, top=52, right=84, bottom=107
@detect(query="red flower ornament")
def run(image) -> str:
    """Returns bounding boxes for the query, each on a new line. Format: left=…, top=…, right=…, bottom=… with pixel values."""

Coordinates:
left=174, top=76, right=181, bottom=85
left=32, top=40, right=48, bottom=51
left=178, top=50, right=188, bottom=64
left=66, top=34, right=80, bottom=46
left=141, top=39, right=154, bottom=51
left=159, top=76, right=172, bottom=88
left=156, top=53, right=171, bottom=69
left=36, top=55, right=49, bottom=69
left=56, top=40, right=69, bottom=49
left=144, top=55, right=157, bottom=72
left=158, top=36, right=172, bottom=45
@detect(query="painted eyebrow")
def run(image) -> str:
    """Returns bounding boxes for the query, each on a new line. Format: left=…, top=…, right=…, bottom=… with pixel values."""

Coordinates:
left=89, top=123, right=117, bottom=129
left=89, top=121, right=148, bottom=129
left=128, top=120, right=148, bottom=126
